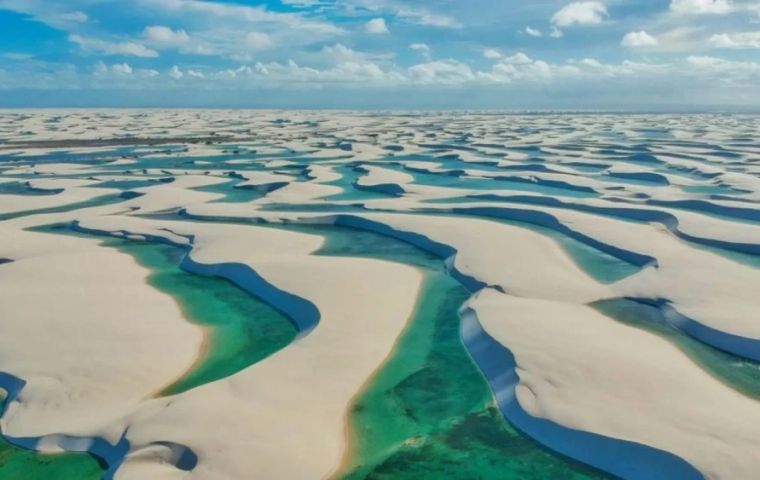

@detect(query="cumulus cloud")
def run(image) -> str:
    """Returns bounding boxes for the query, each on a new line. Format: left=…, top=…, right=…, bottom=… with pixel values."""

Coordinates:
left=621, top=31, right=659, bottom=47
left=111, top=63, right=132, bottom=74
left=1, top=52, right=33, bottom=61
left=502, top=52, right=533, bottom=65
left=525, top=26, right=543, bottom=37
left=408, top=60, right=474, bottom=84
left=552, top=2, right=608, bottom=27
left=480, top=56, right=579, bottom=83
left=550, top=27, right=564, bottom=38
left=69, top=34, right=159, bottom=58
left=245, top=32, right=273, bottom=50
left=403, top=11, right=458, bottom=28
left=92, top=61, right=156, bottom=78
left=19, top=51, right=753, bottom=99
left=59, top=11, right=88, bottom=23
left=215, top=58, right=402, bottom=84
left=365, top=18, right=389, bottom=34
left=684, top=55, right=760, bottom=82
left=670, top=0, right=732, bottom=15
left=143, top=26, right=190, bottom=44
left=710, top=32, right=760, bottom=49
left=410, top=43, right=431, bottom=59
left=482, top=48, right=502, bottom=59
left=93, top=61, right=132, bottom=76
left=322, top=43, right=365, bottom=63
left=354, top=3, right=458, bottom=28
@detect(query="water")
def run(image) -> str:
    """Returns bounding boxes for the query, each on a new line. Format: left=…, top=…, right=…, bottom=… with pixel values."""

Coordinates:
left=274, top=224, right=608, bottom=480
left=0, top=224, right=299, bottom=479
left=401, top=166, right=598, bottom=199
left=191, top=179, right=272, bottom=203
left=0, top=193, right=126, bottom=222
left=0, top=439, right=103, bottom=480
left=0, top=392, right=104, bottom=480
left=112, top=238, right=298, bottom=395
left=324, top=165, right=398, bottom=202
left=0, top=182, right=62, bottom=196
left=88, top=178, right=172, bottom=191
left=483, top=216, right=641, bottom=284
left=36, top=225, right=298, bottom=396
left=593, top=299, right=760, bottom=399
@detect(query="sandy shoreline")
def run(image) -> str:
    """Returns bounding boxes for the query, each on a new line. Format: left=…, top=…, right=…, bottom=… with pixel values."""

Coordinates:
left=333, top=265, right=430, bottom=478
left=1, top=110, right=759, bottom=479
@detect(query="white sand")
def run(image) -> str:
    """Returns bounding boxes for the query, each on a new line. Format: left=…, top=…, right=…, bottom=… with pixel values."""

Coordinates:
left=470, top=289, right=760, bottom=479
left=72, top=215, right=424, bottom=480
left=0, top=226, right=202, bottom=443
left=2, top=110, right=759, bottom=480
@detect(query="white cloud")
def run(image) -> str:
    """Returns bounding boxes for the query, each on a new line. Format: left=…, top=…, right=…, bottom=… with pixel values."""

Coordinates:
left=93, top=61, right=108, bottom=76
left=483, top=48, right=502, bottom=59
left=215, top=58, right=402, bottom=84
left=323, top=43, right=365, bottom=63
left=480, top=55, right=582, bottom=83
left=579, top=58, right=604, bottom=68
left=1, top=52, right=33, bottom=61
left=111, top=63, right=132, bottom=74
left=93, top=61, right=145, bottom=77
left=353, top=2, right=459, bottom=28
left=14, top=51, right=758, bottom=97
left=141, top=0, right=344, bottom=37
left=143, top=25, right=190, bottom=44
left=245, top=32, right=273, bottom=50
left=622, top=31, right=659, bottom=47
left=525, top=26, right=543, bottom=37
left=502, top=52, right=533, bottom=65
left=408, top=60, right=474, bottom=84
left=550, top=27, right=564, bottom=38
left=410, top=43, right=431, bottom=59
left=710, top=32, right=760, bottom=49
left=59, top=11, right=88, bottom=23
left=365, top=17, right=389, bottom=34
left=670, top=0, right=732, bottom=15
left=551, top=2, right=608, bottom=27
left=69, top=34, right=159, bottom=58
left=395, top=8, right=458, bottom=28
left=685, top=56, right=760, bottom=81
left=143, top=26, right=214, bottom=56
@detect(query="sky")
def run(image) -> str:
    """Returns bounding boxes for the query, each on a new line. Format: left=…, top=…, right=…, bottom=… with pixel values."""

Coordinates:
left=1, top=0, right=760, bottom=109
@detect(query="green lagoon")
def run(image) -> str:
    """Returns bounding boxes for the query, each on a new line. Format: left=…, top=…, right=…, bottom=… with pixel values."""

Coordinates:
left=274, top=223, right=608, bottom=480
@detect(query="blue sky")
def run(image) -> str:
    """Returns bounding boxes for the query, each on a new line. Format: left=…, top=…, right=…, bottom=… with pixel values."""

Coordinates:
left=1, top=0, right=759, bottom=108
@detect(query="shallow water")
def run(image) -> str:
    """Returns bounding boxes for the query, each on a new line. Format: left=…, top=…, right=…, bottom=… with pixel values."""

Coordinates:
left=0, top=182, right=62, bottom=196
left=192, top=179, right=272, bottom=203
left=36, top=225, right=298, bottom=395
left=0, top=440, right=103, bottom=480
left=110, top=238, right=298, bottom=395
left=0, top=392, right=104, bottom=480
left=0, top=224, right=299, bottom=478
left=275, top=224, right=608, bottom=480
left=484, top=216, right=641, bottom=283
left=593, top=299, right=760, bottom=399
left=0, top=193, right=126, bottom=222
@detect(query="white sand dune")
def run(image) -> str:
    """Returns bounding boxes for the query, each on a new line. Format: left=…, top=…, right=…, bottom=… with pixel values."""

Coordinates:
left=1, top=110, right=759, bottom=480
left=467, top=289, right=760, bottom=479
left=71, top=215, right=423, bottom=480
left=0, top=226, right=202, bottom=443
